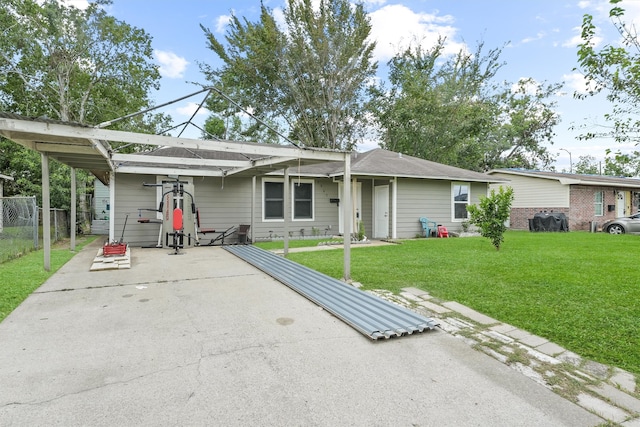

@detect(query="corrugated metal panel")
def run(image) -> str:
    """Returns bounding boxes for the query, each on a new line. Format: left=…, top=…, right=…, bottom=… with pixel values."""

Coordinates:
left=224, top=245, right=439, bottom=340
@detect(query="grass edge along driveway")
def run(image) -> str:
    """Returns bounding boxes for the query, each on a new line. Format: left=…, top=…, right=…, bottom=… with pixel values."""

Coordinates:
left=0, top=235, right=97, bottom=322
left=276, top=231, right=640, bottom=377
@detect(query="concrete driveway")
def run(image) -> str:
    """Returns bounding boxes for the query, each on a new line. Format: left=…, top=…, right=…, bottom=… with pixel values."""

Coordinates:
left=0, top=240, right=601, bottom=426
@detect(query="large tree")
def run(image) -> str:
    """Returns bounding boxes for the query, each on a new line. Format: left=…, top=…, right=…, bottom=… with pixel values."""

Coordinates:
left=201, top=0, right=377, bottom=150
left=0, top=0, right=169, bottom=209
left=369, top=39, right=560, bottom=171
left=576, top=0, right=640, bottom=145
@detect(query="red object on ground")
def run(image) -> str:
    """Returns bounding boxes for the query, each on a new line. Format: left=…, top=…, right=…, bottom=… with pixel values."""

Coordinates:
left=103, top=242, right=127, bottom=256
left=173, top=208, right=183, bottom=231
left=437, top=225, right=449, bottom=238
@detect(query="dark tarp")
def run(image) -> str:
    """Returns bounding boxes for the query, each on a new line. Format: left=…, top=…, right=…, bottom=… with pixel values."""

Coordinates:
left=529, top=212, right=569, bottom=232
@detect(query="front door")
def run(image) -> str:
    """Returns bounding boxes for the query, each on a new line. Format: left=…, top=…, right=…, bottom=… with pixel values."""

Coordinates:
left=617, top=191, right=626, bottom=217
left=374, top=185, right=389, bottom=238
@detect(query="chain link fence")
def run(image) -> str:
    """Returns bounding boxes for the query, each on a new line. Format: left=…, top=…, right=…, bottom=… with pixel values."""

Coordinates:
left=0, top=196, right=38, bottom=263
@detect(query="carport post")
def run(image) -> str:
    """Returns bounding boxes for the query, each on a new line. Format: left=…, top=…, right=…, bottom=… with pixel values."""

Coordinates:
left=343, top=153, right=351, bottom=281
left=109, top=173, right=115, bottom=243
left=283, top=167, right=290, bottom=256
left=251, top=176, right=256, bottom=243
left=70, top=167, right=76, bottom=251
left=41, top=153, right=51, bottom=271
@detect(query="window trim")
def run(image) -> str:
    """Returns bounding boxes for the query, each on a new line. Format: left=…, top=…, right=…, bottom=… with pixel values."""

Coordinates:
left=452, top=182, right=470, bottom=222
left=262, top=178, right=315, bottom=222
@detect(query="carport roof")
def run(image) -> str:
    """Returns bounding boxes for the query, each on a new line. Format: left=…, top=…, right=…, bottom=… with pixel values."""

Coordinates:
left=0, top=112, right=346, bottom=184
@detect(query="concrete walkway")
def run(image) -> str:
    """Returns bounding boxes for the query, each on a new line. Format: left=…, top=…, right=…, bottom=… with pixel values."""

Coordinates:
left=0, top=239, right=611, bottom=426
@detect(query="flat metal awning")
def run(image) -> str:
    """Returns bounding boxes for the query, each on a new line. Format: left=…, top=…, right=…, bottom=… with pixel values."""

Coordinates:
left=224, top=245, right=439, bottom=340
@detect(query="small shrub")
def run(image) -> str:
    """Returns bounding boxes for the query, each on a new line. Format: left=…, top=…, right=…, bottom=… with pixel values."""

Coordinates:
left=467, top=186, right=514, bottom=250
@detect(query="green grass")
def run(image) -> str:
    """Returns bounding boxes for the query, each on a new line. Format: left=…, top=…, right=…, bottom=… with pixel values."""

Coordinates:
left=278, top=231, right=640, bottom=377
left=0, top=235, right=97, bottom=322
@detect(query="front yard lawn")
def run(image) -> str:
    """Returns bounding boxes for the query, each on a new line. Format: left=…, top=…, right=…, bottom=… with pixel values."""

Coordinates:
left=278, top=231, right=640, bottom=377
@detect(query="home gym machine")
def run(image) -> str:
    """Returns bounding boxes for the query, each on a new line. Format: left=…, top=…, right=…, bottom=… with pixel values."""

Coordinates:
left=143, top=180, right=198, bottom=254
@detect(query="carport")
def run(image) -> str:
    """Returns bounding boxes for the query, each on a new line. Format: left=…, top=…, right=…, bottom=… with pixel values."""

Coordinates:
left=0, top=111, right=357, bottom=279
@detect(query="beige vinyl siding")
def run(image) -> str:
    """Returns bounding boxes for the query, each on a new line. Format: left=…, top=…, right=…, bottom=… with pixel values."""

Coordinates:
left=489, top=173, right=569, bottom=207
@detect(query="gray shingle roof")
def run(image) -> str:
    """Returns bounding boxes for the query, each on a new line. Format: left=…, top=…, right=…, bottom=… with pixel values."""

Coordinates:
left=298, top=148, right=505, bottom=183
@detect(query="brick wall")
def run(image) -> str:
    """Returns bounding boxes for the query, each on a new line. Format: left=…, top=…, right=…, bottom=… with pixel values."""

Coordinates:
left=509, top=185, right=636, bottom=231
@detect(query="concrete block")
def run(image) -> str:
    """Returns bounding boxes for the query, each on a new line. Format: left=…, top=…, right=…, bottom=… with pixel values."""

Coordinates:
left=503, top=328, right=548, bottom=347
left=417, top=300, right=451, bottom=314
left=441, top=301, right=497, bottom=325
left=622, top=417, right=640, bottom=426
left=399, top=291, right=422, bottom=302
left=535, top=342, right=566, bottom=356
left=490, top=323, right=517, bottom=334
left=588, top=383, right=640, bottom=415
left=577, top=393, right=629, bottom=423
left=401, top=287, right=431, bottom=298
left=611, top=368, right=638, bottom=394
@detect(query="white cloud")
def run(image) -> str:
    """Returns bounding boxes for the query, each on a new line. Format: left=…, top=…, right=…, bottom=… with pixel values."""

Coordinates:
left=562, top=25, right=602, bottom=48
left=216, top=14, right=232, bottom=33
left=176, top=102, right=209, bottom=117
left=154, top=50, right=189, bottom=79
left=368, top=4, right=464, bottom=62
left=521, top=31, right=546, bottom=44
left=563, top=72, right=600, bottom=94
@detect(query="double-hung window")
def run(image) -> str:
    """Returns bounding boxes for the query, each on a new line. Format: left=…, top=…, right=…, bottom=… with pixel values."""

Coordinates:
left=263, top=179, right=314, bottom=221
left=452, top=182, right=469, bottom=221
left=594, top=191, right=604, bottom=216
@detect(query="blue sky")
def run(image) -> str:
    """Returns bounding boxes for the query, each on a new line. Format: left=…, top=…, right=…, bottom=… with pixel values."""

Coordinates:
left=67, top=0, right=640, bottom=172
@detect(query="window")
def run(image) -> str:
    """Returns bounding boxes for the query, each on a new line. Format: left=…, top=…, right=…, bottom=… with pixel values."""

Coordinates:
left=452, top=183, right=469, bottom=221
left=264, top=181, right=284, bottom=220
left=263, top=179, right=314, bottom=221
left=594, top=191, right=604, bottom=216
left=293, top=182, right=313, bottom=219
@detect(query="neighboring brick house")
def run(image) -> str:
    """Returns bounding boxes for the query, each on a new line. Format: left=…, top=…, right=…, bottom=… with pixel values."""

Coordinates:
left=486, top=169, right=640, bottom=231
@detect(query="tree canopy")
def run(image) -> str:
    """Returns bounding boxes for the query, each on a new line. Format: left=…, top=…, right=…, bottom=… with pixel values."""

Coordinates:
left=0, top=0, right=168, bottom=208
left=368, top=39, right=561, bottom=172
left=576, top=0, right=640, bottom=145
left=201, top=0, right=377, bottom=150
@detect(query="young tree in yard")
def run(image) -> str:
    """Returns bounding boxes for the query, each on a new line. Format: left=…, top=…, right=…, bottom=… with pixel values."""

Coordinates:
left=0, top=0, right=168, bottom=209
left=466, top=186, right=514, bottom=251
left=369, top=40, right=560, bottom=171
left=201, top=0, right=377, bottom=150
